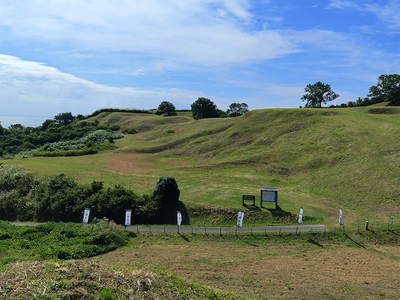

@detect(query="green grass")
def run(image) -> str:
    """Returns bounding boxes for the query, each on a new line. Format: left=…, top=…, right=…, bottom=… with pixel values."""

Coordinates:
left=4, top=105, right=400, bottom=227
left=0, top=220, right=133, bottom=267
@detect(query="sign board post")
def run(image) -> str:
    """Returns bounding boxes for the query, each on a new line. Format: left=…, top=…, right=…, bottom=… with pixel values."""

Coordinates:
left=177, top=211, right=182, bottom=233
left=298, top=207, right=303, bottom=225
left=237, top=209, right=244, bottom=228
left=259, top=187, right=278, bottom=209
left=125, top=209, right=132, bottom=229
left=82, top=208, right=90, bottom=224
left=339, top=207, right=343, bottom=226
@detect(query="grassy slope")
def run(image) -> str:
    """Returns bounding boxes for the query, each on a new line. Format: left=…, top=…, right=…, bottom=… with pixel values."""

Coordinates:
left=8, top=105, right=400, bottom=227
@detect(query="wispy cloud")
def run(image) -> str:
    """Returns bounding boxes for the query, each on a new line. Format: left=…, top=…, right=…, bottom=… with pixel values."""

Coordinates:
left=0, top=0, right=298, bottom=66
left=327, top=0, right=360, bottom=10
left=328, top=0, right=400, bottom=30
left=0, top=54, right=203, bottom=116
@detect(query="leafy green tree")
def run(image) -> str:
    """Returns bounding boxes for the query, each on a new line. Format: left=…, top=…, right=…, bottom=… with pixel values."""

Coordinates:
left=8, top=124, right=24, bottom=132
left=191, top=97, right=219, bottom=120
left=54, top=112, right=74, bottom=125
left=368, top=74, right=400, bottom=106
left=157, top=101, right=177, bottom=116
left=152, top=176, right=180, bottom=205
left=301, top=81, right=339, bottom=108
left=227, top=103, right=249, bottom=117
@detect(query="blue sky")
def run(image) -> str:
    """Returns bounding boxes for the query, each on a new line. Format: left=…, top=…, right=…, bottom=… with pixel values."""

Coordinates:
left=1, top=0, right=400, bottom=127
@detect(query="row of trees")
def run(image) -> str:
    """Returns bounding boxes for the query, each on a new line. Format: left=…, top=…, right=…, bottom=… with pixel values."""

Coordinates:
left=0, top=164, right=182, bottom=224
left=157, top=98, right=248, bottom=120
left=301, top=74, right=400, bottom=108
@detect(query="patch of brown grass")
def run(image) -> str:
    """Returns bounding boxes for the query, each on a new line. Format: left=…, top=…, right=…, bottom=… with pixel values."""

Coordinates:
left=99, top=234, right=400, bottom=299
left=0, top=260, right=156, bottom=299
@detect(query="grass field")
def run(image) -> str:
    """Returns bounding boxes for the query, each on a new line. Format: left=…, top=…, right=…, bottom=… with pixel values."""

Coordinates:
left=98, top=229, right=400, bottom=299
left=7, top=105, right=400, bottom=228
left=2, top=105, right=400, bottom=299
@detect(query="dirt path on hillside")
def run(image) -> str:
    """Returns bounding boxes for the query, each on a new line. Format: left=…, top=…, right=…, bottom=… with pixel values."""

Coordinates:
left=98, top=236, right=400, bottom=299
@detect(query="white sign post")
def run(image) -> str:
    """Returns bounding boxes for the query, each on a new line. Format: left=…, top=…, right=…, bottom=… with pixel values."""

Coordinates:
left=339, top=207, right=343, bottom=226
left=125, top=209, right=132, bottom=228
left=177, top=211, right=182, bottom=226
left=237, top=210, right=244, bottom=228
left=177, top=211, right=182, bottom=233
left=82, top=208, right=90, bottom=224
left=298, top=207, right=303, bottom=225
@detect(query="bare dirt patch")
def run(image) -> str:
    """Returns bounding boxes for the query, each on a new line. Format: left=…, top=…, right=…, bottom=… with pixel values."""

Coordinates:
left=106, top=153, right=156, bottom=174
left=105, top=153, right=190, bottom=174
left=98, top=235, right=400, bottom=299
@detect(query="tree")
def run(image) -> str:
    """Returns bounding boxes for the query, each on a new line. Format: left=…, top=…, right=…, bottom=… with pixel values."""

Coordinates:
left=227, top=103, right=249, bottom=117
left=368, top=74, right=400, bottom=106
left=191, top=97, right=219, bottom=120
left=301, top=81, right=339, bottom=108
left=54, top=112, right=74, bottom=125
left=157, top=101, right=177, bottom=116
left=152, top=176, right=180, bottom=205
left=8, top=124, right=24, bottom=132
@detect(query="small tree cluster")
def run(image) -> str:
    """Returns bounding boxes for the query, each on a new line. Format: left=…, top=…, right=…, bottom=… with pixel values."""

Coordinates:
left=368, top=74, right=400, bottom=106
left=227, top=103, right=249, bottom=117
left=301, top=81, right=340, bottom=108
left=303, top=74, right=400, bottom=108
left=156, top=101, right=177, bottom=116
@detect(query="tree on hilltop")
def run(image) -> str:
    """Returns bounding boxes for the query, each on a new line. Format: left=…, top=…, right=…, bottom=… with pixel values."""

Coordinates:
left=368, top=74, right=400, bottom=106
left=157, top=101, right=177, bottom=116
left=227, top=103, right=248, bottom=117
left=301, top=81, right=339, bottom=108
left=191, top=97, right=219, bottom=120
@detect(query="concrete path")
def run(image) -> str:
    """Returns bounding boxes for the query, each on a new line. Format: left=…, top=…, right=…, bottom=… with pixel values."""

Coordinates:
left=128, top=224, right=327, bottom=234
left=9, top=222, right=327, bottom=234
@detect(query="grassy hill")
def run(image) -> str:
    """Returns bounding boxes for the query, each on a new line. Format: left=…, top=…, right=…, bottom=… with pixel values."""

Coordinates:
left=7, top=104, right=400, bottom=227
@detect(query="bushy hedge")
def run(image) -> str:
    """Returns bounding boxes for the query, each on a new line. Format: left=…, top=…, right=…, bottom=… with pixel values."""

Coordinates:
left=0, top=114, right=127, bottom=157
left=0, top=165, right=180, bottom=225
left=84, top=108, right=152, bottom=119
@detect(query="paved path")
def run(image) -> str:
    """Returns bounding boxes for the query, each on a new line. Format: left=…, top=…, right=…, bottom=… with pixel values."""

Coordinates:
left=129, top=224, right=327, bottom=234
left=9, top=222, right=327, bottom=234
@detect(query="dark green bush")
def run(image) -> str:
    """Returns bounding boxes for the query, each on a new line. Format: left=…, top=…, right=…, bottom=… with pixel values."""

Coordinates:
left=152, top=176, right=180, bottom=205
left=0, top=166, right=180, bottom=225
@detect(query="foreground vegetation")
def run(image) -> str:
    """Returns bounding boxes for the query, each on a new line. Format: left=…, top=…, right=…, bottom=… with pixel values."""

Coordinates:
left=0, top=219, right=132, bottom=267
left=1, top=220, right=399, bottom=299
left=0, top=164, right=184, bottom=225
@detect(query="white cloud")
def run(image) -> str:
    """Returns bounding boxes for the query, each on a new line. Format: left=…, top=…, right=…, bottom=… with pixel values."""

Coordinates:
left=0, top=54, right=203, bottom=116
left=0, top=0, right=298, bottom=66
left=327, top=0, right=360, bottom=10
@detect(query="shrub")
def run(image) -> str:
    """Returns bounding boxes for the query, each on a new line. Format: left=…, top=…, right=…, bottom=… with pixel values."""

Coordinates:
left=152, top=176, right=180, bottom=205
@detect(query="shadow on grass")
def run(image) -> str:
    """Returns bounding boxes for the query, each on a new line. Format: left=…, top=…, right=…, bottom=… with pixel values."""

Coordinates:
left=243, top=204, right=262, bottom=211
left=345, top=233, right=366, bottom=248
left=179, top=233, right=191, bottom=242
left=265, top=205, right=292, bottom=217
left=307, top=238, right=323, bottom=247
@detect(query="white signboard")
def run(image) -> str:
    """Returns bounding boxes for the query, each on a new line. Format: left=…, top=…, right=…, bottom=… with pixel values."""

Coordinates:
left=298, top=207, right=303, bottom=225
left=177, top=211, right=182, bottom=227
left=237, top=210, right=244, bottom=228
left=339, top=207, right=343, bottom=226
left=82, top=208, right=90, bottom=224
left=125, top=210, right=132, bottom=226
